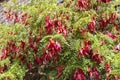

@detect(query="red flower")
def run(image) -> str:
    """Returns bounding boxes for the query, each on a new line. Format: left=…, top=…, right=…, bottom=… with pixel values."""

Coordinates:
left=28, top=37, right=34, bottom=48
left=57, top=25, right=67, bottom=37
left=36, top=39, right=61, bottom=64
left=114, top=23, right=120, bottom=31
left=15, top=46, right=20, bottom=53
left=4, top=9, right=14, bottom=22
left=84, top=40, right=91, bottom=47
left=27, top=37, right=40, bottom=54
left=18, top=54, right=25, bottom=64
left=115, top=44, right=120, bottom=51
left=57, top=20, right=63, bottom=27
left=36, top=53, right=47, bottom=65
left=78, top=40, right=91, bottom=57
left=92, top=67, right=101, bottom=80
left=4, top=77, right=11, bottom=80
left=29, top=62, right=33, bottom=70
left=78, top=41, right=103, bottom=64
left=0, top=65, right=7, bottom=74
left=87, top=67, right=101, bottom=80
left=45, top=16, right=54, bottom=34
left=0, top=40, right=21, bottom=61
left=1, top=48, right=9, bottom=60
left=100, top=40, right=105, bottom=46
left=106, top=32, right=118, bottom=39
left=106, top=74, right=120, bottom=80
left=66, top=16, right=69, bottom=20
left=13, top=13, right=19, bottom=24
left=34, top=57, right=40, bottom=64
left=76, top=0, right=88, bottom=10
left=79, top=28, right=86, bottom=35
left=93, top=5, right=99, bottom=10
left=45, top=39, right=61, bottom=52
left=5, top=11, right=30, bottom=25
left=35, top=36, right=41, bottom=43
left=45, top=39, right=56, bottom=50
left=45, top=39, right=61, bottom=61
left=99, top=18, right=109, bottom=29
left=78, top=47, right=91, bottom=57
left=55, top=42, right=61, bottom=52
left=87, top=21, right=96, bottom=33
left=73, top=68, right=86, bottom=80
left=20, top=41, right=25, bottom=50
left=32, top=43, right=38, bottom=54
left=100, top=0, right=111, bottom=3
left=20, top=13, right=30, bottom=26
left=56, top=65, right=64, bottom=78
left=78, top=48, right=84, bottom=57
left=105, top=62, right=111, bottom=73
left=45, top=52, right=53, bottom=61
left=54, top=20, right=67, bottom=37
left=92, top=53, right=103, bottom=64
left=45, top=18, right=67, bottom=36
left=109, top=13, right=118, bottom=23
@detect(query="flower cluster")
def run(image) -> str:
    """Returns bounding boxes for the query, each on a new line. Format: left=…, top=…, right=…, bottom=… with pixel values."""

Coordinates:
left=87, top=20, right=96, bottom=33
left=0, top=41, right=20, bottom=61
left=0, top=31, right=41, bottom=63
left=45, top=16, right=54, bottom=34
left=91, top=53, right=103, bottom=64
left=99, top=13, right=118, bottom=29
left=73, top=68, right=86, bottom=80
left=78, top=40, right=103, bottom=64
left=109, top=13, right=118, bottom=23
left=28, top=37, right=40, bottom=54
left=99, top=18, right=109, bottom=29
left=76, top=0, right=112, bottom=11
left=76, top=0, right=91, bottom=10
left=87, top=67, right=101, bottom=80
left=73, top=67, right=101, bottom=80
left=78, top=40, right=91, bottom=57
left=35, top=39, right=61, bottom=64
left=5, top=10, right=31, bottom=25
left=45, top=16, right=67, bottom=37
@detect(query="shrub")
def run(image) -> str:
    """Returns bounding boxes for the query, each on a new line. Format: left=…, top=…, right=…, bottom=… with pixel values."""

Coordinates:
left=0, top=0, right=120, bottom=80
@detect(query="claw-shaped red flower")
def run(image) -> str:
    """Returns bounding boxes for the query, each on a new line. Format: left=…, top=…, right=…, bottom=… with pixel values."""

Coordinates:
left=100, top=0, right=111, bottom=3
left=87, top=21, right=96, bottom=33
left=56, top=65, right=64, bottom=78
left=45, top=16, right=54, bottom=34
left=73, top=68, right=86, bottom=80
left=76, top=0, right=89, bottom=10
left=115, top=44, right=120, bottom=51
left=78, top=40, right=91, bottom=57
left=105, top=62, right=111, bottom=73
left=106, top=31, right=118, bottom=39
